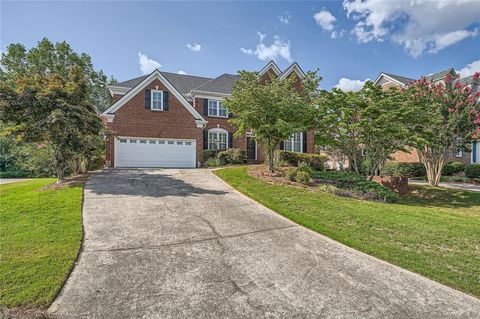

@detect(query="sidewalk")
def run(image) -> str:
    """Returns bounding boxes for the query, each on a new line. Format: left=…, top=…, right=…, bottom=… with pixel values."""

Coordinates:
left=409, top=180, right=480, bottom=192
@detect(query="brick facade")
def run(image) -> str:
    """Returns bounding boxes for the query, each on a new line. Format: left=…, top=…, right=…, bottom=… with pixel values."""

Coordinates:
left=105, top=74, right=316, bottom=167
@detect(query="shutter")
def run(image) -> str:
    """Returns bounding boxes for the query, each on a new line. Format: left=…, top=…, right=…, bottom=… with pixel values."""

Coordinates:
left=163, top=91, right=169, bottom=111
left=228, top=132, right=233, bottom=149
left=473, top=142, right=478, bottom=163
left=144, top=90, right=151, bottom=109
left=302, top=131, right=308, bottom=153
left=279, top=141, right=284, bottom=150
left=203, top=99, right=209, bottom=116
left=203, top=131, right=208, bottom=150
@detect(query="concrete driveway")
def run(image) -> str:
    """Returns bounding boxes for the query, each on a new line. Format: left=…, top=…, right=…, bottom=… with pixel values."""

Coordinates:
left=49, top=169, right=480, bottom=318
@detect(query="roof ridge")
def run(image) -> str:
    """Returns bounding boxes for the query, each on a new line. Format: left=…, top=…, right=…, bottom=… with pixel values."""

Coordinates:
left=159, top=70, right=213, bottom=80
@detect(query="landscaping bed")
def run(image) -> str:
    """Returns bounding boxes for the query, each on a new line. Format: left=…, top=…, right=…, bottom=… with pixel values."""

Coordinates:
left=0, top=178, right=84, bottom=317
left=215, top=166, right=480, bottom=298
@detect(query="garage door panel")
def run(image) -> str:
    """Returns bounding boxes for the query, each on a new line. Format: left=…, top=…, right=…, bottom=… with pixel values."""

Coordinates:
left=115, top=138, right=196, bottom=168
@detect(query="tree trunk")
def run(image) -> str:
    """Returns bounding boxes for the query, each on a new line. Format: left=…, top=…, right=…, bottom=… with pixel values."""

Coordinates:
left=268, top=147, right=274, bottom=173
left=418, top=146, right=445, bottom=187
left=56, top=166, right=65, bottom=182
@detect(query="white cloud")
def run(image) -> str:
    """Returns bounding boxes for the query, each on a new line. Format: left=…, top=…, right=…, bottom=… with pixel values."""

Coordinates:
left=241, top=34, right=292, bottom=63
left=177, top=70, right=187, bottom=75
left=138, top=52, right=161, bottom=75
left=343, top=0, right=480, bottom=57
left=459, top=59, right=480, bottom=78
left=186, top=43, right=202, bottom=52
left=331, top=30, right=345, bottom=39
left=313, top=10, right=337, bottom=32
left=334, top=78, right=369, bottom=92
left=279, top=13, right=291, bottom=24
left=256, top=31, right=266, bottom=42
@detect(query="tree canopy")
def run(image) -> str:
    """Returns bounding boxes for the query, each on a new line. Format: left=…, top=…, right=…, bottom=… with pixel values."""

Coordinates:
left=224, top=70, right=321, bottom=172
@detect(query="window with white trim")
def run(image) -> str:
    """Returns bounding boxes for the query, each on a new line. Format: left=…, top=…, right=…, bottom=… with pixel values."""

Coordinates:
left=208, top=128, right=228, bottom=150
left=283, top=132, right=302, bottom=152
left=151, top=90, right=163, bottom=110
left=208, top=100, right=227, bottom=117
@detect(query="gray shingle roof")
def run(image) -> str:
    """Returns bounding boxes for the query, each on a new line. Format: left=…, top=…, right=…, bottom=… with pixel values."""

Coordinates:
left=113, top=72, right=212, bottom=95
left=423, top=68, right=456, bottom=81
left=192, top=73, right=239, bottom=95
left=459, top=75, right=474, bottom=84
left=383, top=73, right=415, bottom=85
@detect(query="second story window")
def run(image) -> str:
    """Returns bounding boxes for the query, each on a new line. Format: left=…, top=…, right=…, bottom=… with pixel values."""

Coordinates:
left=208, top=100, right=227, bottom=118
left=151, top=90, right=163, bottom=110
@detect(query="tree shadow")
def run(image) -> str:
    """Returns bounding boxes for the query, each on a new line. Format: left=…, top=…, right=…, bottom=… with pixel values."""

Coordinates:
left=86, top=168, right=228, bottom=198
left=399, top=185, right=480, bottom=210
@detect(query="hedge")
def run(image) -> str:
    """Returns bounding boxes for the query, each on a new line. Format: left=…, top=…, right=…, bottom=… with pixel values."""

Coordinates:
left=275, top=150, right=328, bottom=171
left=381, top=162, right=426, bottom=177
left=465, top=164, right=480, bottom=179
left=442, top=161, right=465, bottom=176
left=312, top=171, right=398, bottom=203
left=217, top=148, right=245, bottom=165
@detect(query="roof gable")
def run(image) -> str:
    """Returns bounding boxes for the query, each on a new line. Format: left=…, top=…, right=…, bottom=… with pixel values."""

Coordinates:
left=259, top=60, right=281, bottom=77
left=279, top=62, right=306, bottom=80
left=373, top=72, right=414, bottom=87
left=102, top=70, right=206, bottom=125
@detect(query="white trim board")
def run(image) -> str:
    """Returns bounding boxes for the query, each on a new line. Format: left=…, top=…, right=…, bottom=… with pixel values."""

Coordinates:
left=373, top=73, right=406, bottom=87
left=279, top=62, right=306, bottom=80
left=259, top=60, right=281, bottom=77
left=102, top=70, right=206, bottom=127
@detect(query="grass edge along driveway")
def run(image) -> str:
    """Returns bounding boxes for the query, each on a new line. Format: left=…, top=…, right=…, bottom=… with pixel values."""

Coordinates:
left=0, top=179, right=83, bottom=310
left=214, top=166, right=480, bottom=299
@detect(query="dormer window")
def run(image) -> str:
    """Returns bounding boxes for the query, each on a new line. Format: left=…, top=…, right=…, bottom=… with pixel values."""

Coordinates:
left=208, top=100, right=227, bottom=118
left=151, top=90, right=163, bottom=110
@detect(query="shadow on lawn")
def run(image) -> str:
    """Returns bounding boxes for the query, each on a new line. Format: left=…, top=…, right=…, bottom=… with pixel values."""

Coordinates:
left=399, top=185, right=480, bottom=210
left=87, top=168, right=227, bottom=198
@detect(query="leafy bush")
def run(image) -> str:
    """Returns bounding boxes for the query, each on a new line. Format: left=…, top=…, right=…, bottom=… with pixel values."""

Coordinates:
left=275, top=150, right=328, bottom=171
left=205, top=158, right=220, bottom=167
left=217, top=148, right=245, bottom=165
left=297, top=162, right=314, bottom=175
left=201, top=149, right=217, bottom=164
left=381, top=162, right=426, bottom=177
left=442, top=161, right=464, bottom=176
left=295, top=171, right=311, bottom=185
left=285, top=168, right=297, bottom=181
left=312, top=171, right=398, bottom=203
left=0, top=169, right=31, bottom=178
left=317, top=183, right=338, bottom=194
left=465, top=164, right=480, bottom=179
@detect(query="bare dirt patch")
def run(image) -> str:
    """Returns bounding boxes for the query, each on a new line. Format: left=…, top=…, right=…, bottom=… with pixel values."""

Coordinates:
left=41, top=174, right=89, bottom=190
left=1, top=306, right=51, bottom=319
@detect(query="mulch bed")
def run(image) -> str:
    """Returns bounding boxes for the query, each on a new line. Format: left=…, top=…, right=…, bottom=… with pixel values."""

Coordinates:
left=247, top=165, right=311, bottom=188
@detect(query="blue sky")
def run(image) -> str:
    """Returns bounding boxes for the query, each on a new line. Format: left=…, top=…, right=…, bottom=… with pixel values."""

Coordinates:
left=1, top=1, right=480, bottom=90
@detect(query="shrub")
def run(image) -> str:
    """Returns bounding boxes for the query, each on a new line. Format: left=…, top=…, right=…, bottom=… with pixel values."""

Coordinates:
left=205, top=158, right=220, bottom=167
left=217, top=148, right=245, bottom=165
left=381, top=162, right=426, bottom=178
left=275, top=150, right=328, bottom=171
left=465, top=164, right=480, bottom=179
left=285, top=167, right=297, bottom=181
left=201, top=149, right=217, bottom=164
left=0, top=169, right=31, bottom=178
left=295, top=171, right=311, bottom=185
left=442, top=161, right=464, bottom=176
left=312, top=171, right=398, bottom=203
left=297, top=162, right=314, bottom=175
left=317, top=183, right=338, bottom=194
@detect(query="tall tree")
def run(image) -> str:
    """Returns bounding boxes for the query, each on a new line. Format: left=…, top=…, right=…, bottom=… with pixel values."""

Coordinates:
left=404, top=73, right=480, bottom=186
left=0, top=38, right=115, bottom=112
left=224, top=71, right=320, bottom=173
left=314, top=82, right=407, bottom=179
left=0, top=40, right=102, bottom=181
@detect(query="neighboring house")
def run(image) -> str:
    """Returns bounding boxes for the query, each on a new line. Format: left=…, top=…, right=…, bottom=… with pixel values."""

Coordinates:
left=374, top=69, right=480, bottom=165
left=101, top=61, right=314, bottom=168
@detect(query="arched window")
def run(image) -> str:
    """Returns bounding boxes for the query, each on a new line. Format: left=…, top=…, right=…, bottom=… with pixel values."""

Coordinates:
left=208, top=128, right=228, bottom=150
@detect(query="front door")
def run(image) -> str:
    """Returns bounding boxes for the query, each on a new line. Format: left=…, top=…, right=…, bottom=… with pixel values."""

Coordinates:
left=246, top=137, right=256, bottom=160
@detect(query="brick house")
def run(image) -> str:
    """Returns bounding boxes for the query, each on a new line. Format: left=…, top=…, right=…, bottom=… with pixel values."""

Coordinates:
left=101, top=61, right=314, bottom=168
left=373, top=69, right=480, bottom=165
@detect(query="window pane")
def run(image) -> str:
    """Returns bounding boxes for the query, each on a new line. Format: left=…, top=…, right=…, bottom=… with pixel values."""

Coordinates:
left=208, top=101, right=218, bottom=116
left=284, top=140, right=292, bottom=151
left=218, top=102, right=227, bottom=117
left=218, top=132, right=227, bottom=149
left=208, top=132, right=217, bottom=149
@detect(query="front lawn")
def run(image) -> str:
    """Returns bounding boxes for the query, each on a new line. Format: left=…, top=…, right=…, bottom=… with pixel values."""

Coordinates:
left=0, top=179, right=83, bottom=310
left=215, top=166, right=480, bottom=298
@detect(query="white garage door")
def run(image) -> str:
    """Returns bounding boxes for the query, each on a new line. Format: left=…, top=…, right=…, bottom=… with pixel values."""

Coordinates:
left=115, top=137, right=196, bottom=168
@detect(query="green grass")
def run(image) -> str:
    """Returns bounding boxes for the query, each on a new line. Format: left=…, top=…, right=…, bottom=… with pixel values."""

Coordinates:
left=215, top=166, right=480, bottom=298
left=0, top=179, right=83, bottom=309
